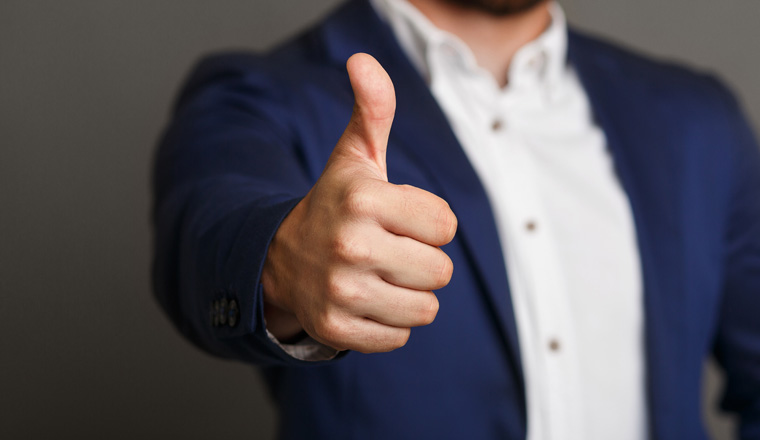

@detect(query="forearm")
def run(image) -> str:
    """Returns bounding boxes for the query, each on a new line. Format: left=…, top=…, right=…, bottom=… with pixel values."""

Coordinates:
left=153, top=178, right=307, bottom=365
left=151, top=53, right=339, bottom=366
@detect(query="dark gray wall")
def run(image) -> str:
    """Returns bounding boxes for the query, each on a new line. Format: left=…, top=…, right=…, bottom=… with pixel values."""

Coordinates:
left=1, top=0, right=756, bottom=438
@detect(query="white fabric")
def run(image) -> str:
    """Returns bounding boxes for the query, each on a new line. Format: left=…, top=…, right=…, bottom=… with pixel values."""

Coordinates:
left=265, top=324, right=340, bottom=361
left=370, top=1, right=647, bottom=439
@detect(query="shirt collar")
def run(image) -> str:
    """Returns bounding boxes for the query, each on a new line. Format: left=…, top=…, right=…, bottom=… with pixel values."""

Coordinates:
left=370, top=0, right=568, bottom=90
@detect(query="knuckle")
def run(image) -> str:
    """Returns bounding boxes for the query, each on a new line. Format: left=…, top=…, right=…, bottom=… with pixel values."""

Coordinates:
left=419, top=295, right=440, bottom=325
left=325, top=274, right=352, bottom=303
left=393, top=328, right=411, bottom=350
left=324, top=274, right=367, bottom=309
left=343, top=180, right=377, bottom=218
left=338, top=287, right=366, bottom=309
left=447, top=211, right=458, bottom=242
left=359, top=328, right=411, bottom=354
left=432, top=254, right=454, bottom=289
left=315, top=313, right=348, bottom=347
left=375, top=329, right=410, bottom=353
left=331, top=233, right=372, bottom=265
left=324, top=274, right=344, bottom=301
left=355, top=344, right=376, bottom=355
left=434, top=202, right=457, bottom=244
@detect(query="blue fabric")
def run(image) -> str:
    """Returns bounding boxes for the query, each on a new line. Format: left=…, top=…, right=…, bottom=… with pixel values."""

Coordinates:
left=152, top=0, right=760, bottom=438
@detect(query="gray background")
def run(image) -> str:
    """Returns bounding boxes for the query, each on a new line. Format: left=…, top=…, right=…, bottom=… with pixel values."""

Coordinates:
left=1, top=0, right=757, bottom=438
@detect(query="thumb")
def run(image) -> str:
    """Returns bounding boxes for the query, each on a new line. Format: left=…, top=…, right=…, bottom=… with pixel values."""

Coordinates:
left=336, top=53, right=396, bottom=180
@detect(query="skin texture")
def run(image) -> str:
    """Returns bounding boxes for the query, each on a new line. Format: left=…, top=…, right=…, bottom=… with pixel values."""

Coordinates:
left=262, top=54, right=457, bottom=353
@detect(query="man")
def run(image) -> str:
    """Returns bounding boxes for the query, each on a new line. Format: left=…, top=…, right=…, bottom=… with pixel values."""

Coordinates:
left=152, top=0, right=760, bottom=438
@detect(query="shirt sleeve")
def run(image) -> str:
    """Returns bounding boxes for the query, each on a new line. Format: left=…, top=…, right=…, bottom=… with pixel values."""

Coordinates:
left=265, top=328, right=341, bottom=361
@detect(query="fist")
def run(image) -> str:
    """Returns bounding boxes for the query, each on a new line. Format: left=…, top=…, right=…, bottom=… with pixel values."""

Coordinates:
left=261, top=53, right=457, bottom=354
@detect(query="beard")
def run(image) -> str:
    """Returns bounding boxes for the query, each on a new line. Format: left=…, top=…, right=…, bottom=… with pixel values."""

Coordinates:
left=443, top=0, right=548, bottom=16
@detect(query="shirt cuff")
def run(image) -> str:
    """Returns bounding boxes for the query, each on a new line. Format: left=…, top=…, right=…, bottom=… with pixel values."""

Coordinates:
left=265, top=328, right=341, bottom=361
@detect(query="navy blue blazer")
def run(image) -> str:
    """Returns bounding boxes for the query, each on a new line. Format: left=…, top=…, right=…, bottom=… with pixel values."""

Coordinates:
left=152, top=0, right=760, bottom=438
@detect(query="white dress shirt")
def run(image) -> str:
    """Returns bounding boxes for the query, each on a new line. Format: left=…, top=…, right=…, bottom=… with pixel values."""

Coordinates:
left=369, top=1, right=647, bottom=439
left=270, top=1, right=649, bottom=438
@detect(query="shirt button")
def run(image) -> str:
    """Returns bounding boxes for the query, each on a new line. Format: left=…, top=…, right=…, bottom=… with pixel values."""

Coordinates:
left=441, top=43, right=458, bottom=58
left=548, top=338, right=561, bottom=352
left=491, top=119, right=504, bottom=131
left=525, top=220, right=537, bottom=232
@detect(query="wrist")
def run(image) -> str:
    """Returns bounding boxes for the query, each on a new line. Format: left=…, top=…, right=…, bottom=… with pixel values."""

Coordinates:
left=260, top=195, right=310, bottom=341
left=261, top=271, right=304, bottom=341
left=263, top=299, right=306, bottom=343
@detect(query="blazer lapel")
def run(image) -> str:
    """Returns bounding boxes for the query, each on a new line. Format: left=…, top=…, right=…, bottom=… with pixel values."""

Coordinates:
left=568, top=30, right=686, bottom=440
left=321, top=0, right=526, bottom=390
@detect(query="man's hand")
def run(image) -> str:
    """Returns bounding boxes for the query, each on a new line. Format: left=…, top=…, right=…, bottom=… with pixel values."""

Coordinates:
left=261, top=53, right=457, bottom=354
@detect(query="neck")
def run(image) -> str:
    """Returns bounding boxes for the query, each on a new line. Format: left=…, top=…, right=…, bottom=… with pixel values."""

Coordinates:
left=407, top=0, right=552, bottom=87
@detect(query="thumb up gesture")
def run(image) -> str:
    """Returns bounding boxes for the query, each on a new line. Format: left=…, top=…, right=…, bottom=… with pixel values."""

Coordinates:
left=262, top=53, right=457, bottom=354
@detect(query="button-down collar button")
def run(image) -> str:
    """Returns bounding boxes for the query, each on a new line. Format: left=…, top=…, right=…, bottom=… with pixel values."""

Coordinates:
left=228, top=299, right=239, bottom=328
left=441, top=42, right=457, bottom=58
left=530, top=51, right=547, bottom=69
left=491, top=119, right=504, bottom=131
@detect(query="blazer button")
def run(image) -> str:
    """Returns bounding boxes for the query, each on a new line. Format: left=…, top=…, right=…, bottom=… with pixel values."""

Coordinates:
left=219, top=298, right=228, bottom=326
left=228, top=299, right=239, bottom=328
left=213, top=301, right=220, bottom=327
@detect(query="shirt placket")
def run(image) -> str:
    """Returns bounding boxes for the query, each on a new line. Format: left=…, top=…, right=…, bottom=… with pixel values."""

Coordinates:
left=491, top=95, right=584, bottom=440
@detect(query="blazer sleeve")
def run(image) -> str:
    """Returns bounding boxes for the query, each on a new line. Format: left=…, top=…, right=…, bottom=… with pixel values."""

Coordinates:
left=711, top=80, right=760, bottom=439
left=151, top=53, right=343, bottom=367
